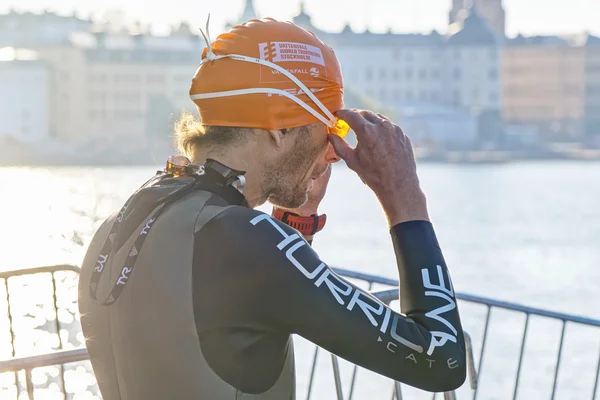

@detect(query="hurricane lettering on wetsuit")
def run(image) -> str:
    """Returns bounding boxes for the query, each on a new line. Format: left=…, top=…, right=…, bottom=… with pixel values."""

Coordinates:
left=422, top=265, right=459, bottom=355
left=250, top=214, right=424, bottom=353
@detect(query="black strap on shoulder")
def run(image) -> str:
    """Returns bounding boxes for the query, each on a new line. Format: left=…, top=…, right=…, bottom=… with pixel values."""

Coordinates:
left=88, top=161, right=249, bottom=307
left=89, top=174, right=197, bottom=306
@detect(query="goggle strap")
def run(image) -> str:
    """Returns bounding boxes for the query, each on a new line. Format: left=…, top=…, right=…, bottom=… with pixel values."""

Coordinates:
left=190, top=88, right=334, bottom=127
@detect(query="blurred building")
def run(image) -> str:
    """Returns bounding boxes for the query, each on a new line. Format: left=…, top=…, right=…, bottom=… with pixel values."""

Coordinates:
left=294, top=3, right=501, bottom=146
left=501, top=35, right=593, bottom=141
left=0, top=9, right=92, bottom=47
left=0, top=48, right=51, bottom=142
left=449, top=0, right=505, bottom=38
left=1, top=3, right=596, bottom=152
left=445, top=9, right=501, bottom=115
left=584, top=38, right=600, bottom=141
left=33, top=31, right=204, bottom=149
left=226, top=0, right=258, bottom=30
left=393, top=102, right=477, bottom=149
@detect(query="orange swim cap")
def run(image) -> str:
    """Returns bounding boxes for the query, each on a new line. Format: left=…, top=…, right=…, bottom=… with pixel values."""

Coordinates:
left=189, top=18, right=345, bottom=133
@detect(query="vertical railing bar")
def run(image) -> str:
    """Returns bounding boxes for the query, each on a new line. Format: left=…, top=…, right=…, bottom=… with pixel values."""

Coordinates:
left=4, top=278, right=19, bottom=396
left=443, top=391, right=457, bottom=400
left=592, top=345, right=600, bottom=400
left=25, top=368, right=34, bottom=399
left=305, top=346, right=320, bottom=400
left=331, top=354, right=344, bottom=400
left=464, top=332, right=479, bottom=389
left=473, top=306, right=492, bottom=400
left=512, top=313, right=530, bottom=400
left=347, top=281, right=375, bottom=400
left=550, top=320, right=567, bottom=400
left=347, top=365, right=359, bottom=400
left=394, top=381, right=403, bottom=400
left=50, top=272, right=67, bottom=397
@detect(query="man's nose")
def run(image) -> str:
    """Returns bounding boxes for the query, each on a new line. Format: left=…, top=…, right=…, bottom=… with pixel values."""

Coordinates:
left=325, top=142, right=341, bottom=164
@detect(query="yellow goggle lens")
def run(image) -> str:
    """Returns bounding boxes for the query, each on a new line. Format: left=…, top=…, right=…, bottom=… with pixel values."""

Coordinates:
left=327, top=119, right=350, bottom=139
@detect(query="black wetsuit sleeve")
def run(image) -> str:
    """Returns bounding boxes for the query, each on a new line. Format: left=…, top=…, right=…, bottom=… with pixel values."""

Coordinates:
left=197, top=207, right=466, bottom=393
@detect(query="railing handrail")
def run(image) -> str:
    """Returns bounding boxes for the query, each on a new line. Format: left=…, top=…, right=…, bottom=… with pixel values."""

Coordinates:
left=0, top=348, right=89, bottom=374
left=332, top=267, right=600, bottom=327
left=0, top=264, right=81, bottom=280
left=4, top=265, right=597, bottom=328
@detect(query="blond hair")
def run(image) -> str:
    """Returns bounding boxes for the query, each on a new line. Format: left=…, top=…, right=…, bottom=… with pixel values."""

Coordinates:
left=172, top=110, right=310, bottom=159
left=172, top=110, right=253, bottom=159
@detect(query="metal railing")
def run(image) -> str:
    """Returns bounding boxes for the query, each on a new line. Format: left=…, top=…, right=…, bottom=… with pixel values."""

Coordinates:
left=1, top=265, right=599, bottom=399
left=332, top=268, right=600, bottom=400
left=0, top=265, right=87, bottom=400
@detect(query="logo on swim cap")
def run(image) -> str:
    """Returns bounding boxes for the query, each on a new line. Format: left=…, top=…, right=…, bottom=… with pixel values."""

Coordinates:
left=258, top=42, right=326, bottom=66
left=310, top=67, right=319, bottom=78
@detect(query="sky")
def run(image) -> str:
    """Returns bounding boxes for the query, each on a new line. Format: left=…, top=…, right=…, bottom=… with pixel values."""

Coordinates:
left=1, top=0, right=599, bottom=38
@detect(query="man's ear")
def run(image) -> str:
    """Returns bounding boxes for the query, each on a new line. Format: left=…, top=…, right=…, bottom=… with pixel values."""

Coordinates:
left=268, top=129, right=285, bottom=149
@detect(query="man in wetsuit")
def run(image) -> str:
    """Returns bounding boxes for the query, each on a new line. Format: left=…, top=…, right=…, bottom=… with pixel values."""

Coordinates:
left=78, top=18, right=466, bottom=399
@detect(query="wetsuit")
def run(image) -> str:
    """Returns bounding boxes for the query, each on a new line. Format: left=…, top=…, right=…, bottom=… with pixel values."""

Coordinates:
left=78, top=175, right=466, bottom=399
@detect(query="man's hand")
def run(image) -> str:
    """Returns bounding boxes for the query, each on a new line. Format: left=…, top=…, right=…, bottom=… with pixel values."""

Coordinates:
left=328, top=109, right=430, bottom=227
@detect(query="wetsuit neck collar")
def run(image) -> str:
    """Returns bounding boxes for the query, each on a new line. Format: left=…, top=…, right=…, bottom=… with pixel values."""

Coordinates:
left=194, top=174, right=249, bottom=208
left=196, top=159, right=249, bottom=207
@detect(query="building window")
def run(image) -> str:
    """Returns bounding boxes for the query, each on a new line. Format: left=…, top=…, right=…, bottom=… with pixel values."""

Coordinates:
left=406, top=91, right=414, bottom=100
left=453, top=90, right=461, bottom=106
left=379, top=69, right=387, bottom=80
left=147, top=73, right=165, bottom=84
left=406, top=69, right=413, bottom=79
left=454, top=49, right=461, bottom=60
left=586, top=84, right=600, bottom=95
left=114, top=110, right=141, bottom=120
left=380, top=89, right=387, bottom=100
left=394, top=89, right=401, bottom=100
left=89, top=110, right=107, bottom=120
left=406, top=52, right=413, bottom=61
left=489, top=92, right=498, bottom=102
left=430, top=69, right=439, bottom=79
left=393, top=70, right=400, bottom=80
left=509, top=66, right=524, bottom=75
left=419, top=69, right=427, bottom=79
left=431, top=92, right=439, bottom=101
left=419, top=91, right=428, bottom=100
left=489, top=68, right=498, bottom=79
left=366, top=68, right=373, bottom=81
left=453, top=69, right=461, bottom=79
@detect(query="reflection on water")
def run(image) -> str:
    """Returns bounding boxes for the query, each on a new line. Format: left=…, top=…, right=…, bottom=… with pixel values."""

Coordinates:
left=0, top=270, right=98, bottom=399
left=1, top=162, right=599, bottom=399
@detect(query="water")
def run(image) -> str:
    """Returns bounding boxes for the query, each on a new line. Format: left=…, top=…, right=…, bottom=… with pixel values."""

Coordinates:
left=0, top=161, right=599, bottom=399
